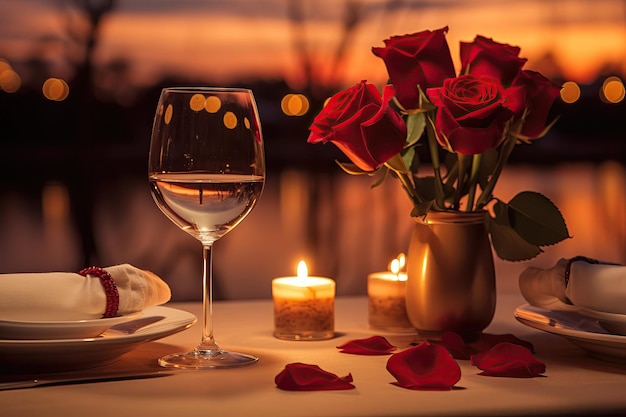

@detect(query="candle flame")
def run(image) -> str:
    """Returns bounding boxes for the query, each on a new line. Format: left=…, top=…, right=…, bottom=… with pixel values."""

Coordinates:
left=389, top=258, right=400, bottom=275
left=297, top=260, right=308, bottom=281
left=397, top=253, right=406, bottom=269
left=387, top=253, right=408, bottom=281
left=389, top=253, right=406, bottom=275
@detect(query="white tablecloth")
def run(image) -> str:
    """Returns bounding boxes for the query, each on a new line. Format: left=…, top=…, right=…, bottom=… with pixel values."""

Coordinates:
left=2, top=294, right=626, bottom=417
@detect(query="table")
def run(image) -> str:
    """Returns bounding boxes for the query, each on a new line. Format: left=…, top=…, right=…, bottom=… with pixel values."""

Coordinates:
left=2, top=294, right=626, bottom=417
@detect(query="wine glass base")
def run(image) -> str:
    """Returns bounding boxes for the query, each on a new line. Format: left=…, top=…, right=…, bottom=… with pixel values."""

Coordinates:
left=158, top=350, right=259, bottom=369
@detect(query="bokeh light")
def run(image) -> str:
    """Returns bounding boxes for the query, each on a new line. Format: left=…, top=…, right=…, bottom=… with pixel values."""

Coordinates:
left=281, top=94, right=310, bottom=116
left=223, top=111, right=238, bottom=129
left=0, top=59, right=21, bottom=93
left=205, top=96, right=221, bottom=113
left=560, top=81, right=581, bottom=104
left=0, top=59, right=9, bottom=74
left=42, top=182, right=70, bottom=225
left=189, top=93, right=206, bottom=111
left=600, top=76, right=625, bottom=104
left=42, top=78, right=69, bottom=101
left=164, top=104, right=173, bottom=124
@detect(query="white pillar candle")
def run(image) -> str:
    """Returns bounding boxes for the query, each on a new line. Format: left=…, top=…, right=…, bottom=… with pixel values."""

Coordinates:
left=272, top=261, right=335, bottom=340
left=367, top=255, right=413, bottom=332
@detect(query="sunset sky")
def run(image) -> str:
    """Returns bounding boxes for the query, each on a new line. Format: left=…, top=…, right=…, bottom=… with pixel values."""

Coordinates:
left=0, top=0, right=625, bottom=91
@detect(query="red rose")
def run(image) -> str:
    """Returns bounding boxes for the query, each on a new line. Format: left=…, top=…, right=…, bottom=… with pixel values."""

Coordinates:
left=511, top=70, right=562, bottom=138
left=372, top=27, right=456, bottom=110
left=427, top=75, right=516, bottom=154
left=308, top=81, right=406, bottom=171
left=460, top=35, right=527, bottom=87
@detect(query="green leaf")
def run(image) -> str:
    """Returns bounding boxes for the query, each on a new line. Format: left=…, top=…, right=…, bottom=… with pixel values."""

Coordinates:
left=506, top=191, right=570, bottom=246
left=413, top=177, right=436, bottom=201
left=402, top=147, right=416, bottom=174
left=413, top=176, right=453, bottom=202
left=410, top=200, right=434, bottom=217
left=487, top=207, right=542, bottom=261
left=370, top=166, right=388, bottom=189
left=384, top=153, right=409, bottom=173
left=405, top=113, right=426, bottom=146
left=335, top=160, right=371, bottom=175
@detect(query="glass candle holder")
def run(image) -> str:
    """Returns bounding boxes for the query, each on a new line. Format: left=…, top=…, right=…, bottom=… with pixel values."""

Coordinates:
left=367, top=271, right=414, bottom=332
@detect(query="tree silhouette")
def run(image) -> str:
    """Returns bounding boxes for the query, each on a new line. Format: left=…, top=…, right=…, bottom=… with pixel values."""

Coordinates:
left=61, top=0, right=118, bottom=267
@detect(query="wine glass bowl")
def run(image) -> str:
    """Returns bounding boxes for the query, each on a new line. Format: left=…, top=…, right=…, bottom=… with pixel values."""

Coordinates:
left=149, top=87, right=265, bottom=369
left=150, top=173, right=264, bottom=245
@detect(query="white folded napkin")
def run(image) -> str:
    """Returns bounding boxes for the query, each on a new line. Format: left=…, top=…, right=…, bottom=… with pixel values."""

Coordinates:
left=519, top=257, right=625, bottom=314
left=0, top=264, right=171, bottom=321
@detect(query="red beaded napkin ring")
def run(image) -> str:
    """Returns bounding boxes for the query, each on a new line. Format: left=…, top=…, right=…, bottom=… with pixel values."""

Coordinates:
left=78, top=266, right=120, bottom=318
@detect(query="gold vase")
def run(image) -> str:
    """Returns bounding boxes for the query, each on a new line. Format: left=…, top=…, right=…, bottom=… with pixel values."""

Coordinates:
left=405, top=211, right=496, bottom=341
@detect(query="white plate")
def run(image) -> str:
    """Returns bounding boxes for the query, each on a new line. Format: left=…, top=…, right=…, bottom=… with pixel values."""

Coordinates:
left=0, top=306, right=196, bottom=372
left=514, top=304, right=626, bottom=365
left=578, top=308, right=626, bottom=335
left=0, top=311, right=143, bottom=340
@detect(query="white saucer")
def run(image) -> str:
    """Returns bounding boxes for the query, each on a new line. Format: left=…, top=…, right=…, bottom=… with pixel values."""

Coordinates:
left=514, top=304, right=626, bottom=365
left=0, top=306, right=197, bottom=372
left=578, top=308, right=626, bottom=335
left=0, top=311, right=142, bottom=340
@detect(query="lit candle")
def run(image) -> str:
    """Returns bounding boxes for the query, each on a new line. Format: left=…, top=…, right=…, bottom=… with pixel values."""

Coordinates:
left=272, top=260, right=335, bottom=340
left=367, top=254, right=414, bottom=332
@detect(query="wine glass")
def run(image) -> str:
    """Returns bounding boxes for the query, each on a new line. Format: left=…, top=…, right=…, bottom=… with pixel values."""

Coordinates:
left=148, top=87, right=265, bottom=369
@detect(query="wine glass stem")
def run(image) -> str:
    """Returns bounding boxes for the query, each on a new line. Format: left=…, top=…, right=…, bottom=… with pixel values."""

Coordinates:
left=198, top=243, right=220, bottom=353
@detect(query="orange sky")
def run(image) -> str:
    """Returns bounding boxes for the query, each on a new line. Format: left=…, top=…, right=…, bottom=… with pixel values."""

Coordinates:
left=0, top=0, right=625, bottom=90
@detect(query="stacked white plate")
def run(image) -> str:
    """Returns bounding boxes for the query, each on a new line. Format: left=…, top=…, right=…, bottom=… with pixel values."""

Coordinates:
left=515, top=304, right=626, bottom=365
left=0, top=306, right=196, bottom=372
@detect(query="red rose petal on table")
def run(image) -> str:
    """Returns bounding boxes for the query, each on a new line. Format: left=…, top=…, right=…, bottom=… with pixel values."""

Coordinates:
left=275, top=363, right=355, bottom=391
left=470, top=342, right=546, bottom=378
left=437, top=332, right=475, bottom=360
left=337, top=335, right=397, bottom=355
left=386, top=342, right=461, bottom=390
left=473, top=333, right=535, bottom=353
